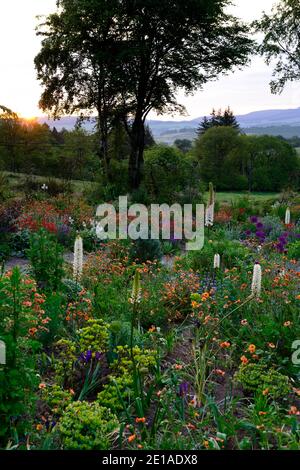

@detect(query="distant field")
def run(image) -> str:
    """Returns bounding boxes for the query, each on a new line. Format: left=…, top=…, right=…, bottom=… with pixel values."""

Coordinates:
left=205, top=191, right=280, bottom=204
left=4, top=171, right=95, bottom=193
left=3, top=171, right=290, bottom=204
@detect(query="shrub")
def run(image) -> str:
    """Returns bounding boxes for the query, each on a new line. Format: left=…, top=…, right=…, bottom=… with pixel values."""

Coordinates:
left=143, top=145, right=196, bottom=204
left=27, top=229, right=65, bottom=291
left=78, top=319, right=110, bottom=354
left=235, top=363, right=290, bottom=399
left=181, top=239, right=251, bottom=272
left=59, top=401, right=118, bottom=450
left=129, top=238, right=162, bottom=263
left=287, top=240, right=300, bottom=260
left=0, top=269, right=44, bottom=441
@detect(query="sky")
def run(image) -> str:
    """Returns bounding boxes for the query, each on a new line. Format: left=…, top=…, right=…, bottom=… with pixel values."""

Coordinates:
left=0, top=0, right=299, bottom=120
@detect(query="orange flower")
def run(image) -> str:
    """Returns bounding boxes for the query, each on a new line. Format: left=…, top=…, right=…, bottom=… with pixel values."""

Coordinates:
left=174, top=364, right=183, bottom=370
left=259, top=411, right=267, bottom=416
left=296, top=295, right=300, bottom=300
left=214, top=369, right=225, bottom=377
left=288, top=406, right=300, bottom=415
left=36, top=424, right=43, bottom=431
left=220, top=341, right=231, bottom=349
left=128, top=434, right=136, bottom=443
left=248, top=344, right=256, bottom=354
left=203, top=440, right=209, bottom=449
left=135, top=417, right=146, bottom=424
left=148, top=326, right=156, bottom=333
left=187, top=423, right=196, bottom=430
left=29, top=327, right=38, bottom=336
left=262, top=388, right=269, bottom=396
left=38, top=383, right=46, bottom=390
left=268, top=342, right=276, bottom=349
left=240, top=355, right=249, bottom=365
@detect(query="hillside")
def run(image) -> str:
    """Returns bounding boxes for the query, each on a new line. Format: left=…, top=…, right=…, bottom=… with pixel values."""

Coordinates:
left=38, top=107, right=300, bottom=143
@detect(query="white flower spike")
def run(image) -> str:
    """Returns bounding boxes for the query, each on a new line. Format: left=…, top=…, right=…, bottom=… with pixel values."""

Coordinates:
left=251, top=262, right=262, bottom=298
left=213, top=253, right=220, bottom=269
left=285, top=208, right=291, bottom=225
left=73, top=235, right=83, bottom=282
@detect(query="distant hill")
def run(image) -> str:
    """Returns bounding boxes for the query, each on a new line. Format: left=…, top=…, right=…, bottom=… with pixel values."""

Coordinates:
left=38, top=107, right=300, bottom=143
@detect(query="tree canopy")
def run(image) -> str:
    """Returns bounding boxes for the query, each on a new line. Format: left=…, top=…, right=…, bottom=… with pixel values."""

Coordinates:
left=197, top=107, right=240, bottom=135
left=194, top=126, right=299, bottom=191
left=254, top=0, right=300, bottom=93
left=35, top=0, right=254, bottom=189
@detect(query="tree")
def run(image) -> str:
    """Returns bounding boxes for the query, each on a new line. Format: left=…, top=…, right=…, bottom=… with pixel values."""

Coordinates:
left=143, top=144, right=199, bottom=203
left=35, top=0, right=254, bottom=190
left=195, top=126, right=241, bottom=189
left=195, top=127, right=299, bottom=191
left=197, top=107, right=240, bottom=135
left=35, top=0, right=123, bottom=179
left=254, top=0, right=300, bottom=93
left=174, top=139, right=193, bottom=154
left=0, top=106, right=21, bottom=172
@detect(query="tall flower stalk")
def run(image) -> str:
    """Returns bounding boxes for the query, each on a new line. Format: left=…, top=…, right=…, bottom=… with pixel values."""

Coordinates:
left=205, top=182, right=215, bottom=227
left=73, top=235, right=83, bottom=283
left=129, top=270, right=142, bottom=354
left=213, top=253, right=220, bottom=269
left=285, top=207, right=291, bottom=225
left=251, top=262, right=262, bottom=298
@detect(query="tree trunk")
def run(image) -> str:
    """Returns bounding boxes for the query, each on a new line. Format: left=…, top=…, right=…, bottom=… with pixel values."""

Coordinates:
left=97, top=107, right=111, bottom=181
left=128, top=116, right=145, bottom=190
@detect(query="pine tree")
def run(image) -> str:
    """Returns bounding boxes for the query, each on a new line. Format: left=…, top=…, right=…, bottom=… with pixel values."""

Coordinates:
left=197, top=107, right=240, bottom=136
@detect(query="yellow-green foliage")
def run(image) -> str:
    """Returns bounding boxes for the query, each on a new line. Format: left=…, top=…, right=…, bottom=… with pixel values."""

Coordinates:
left=235, top=363, right=290, bottom=399
left=97, top=346, right=156, bottom=411
left=41, top=384, right=74, bottom=415
left=53, top=339, right=77, bottom=385
left=112, top=345, right=156, bottom=375
left=78, top=319, right=110, bottom=352
left=59, top=401, right=118, bottom=450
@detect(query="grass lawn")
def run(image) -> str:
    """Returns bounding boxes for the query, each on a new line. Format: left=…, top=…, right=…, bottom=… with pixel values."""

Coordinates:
left=205, top=191, right=280, bottom=204
left=3, top=171, right=292, bottom=205
left=4, top=171, right=96, bottom=193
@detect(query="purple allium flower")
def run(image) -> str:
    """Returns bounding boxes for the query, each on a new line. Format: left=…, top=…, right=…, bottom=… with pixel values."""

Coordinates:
left=279, top=236, right=287, bottom=244
left=256, top=231, right=265, bottom=239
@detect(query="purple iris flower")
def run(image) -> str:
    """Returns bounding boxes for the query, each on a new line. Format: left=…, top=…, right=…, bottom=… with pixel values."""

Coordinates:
left=179, top=381, right=189, bottom=397
left=256, top=222, right=263, bottom=229
left=79, top=350, right=103, bottom=363
left=250, top=216, right=258, bottom=223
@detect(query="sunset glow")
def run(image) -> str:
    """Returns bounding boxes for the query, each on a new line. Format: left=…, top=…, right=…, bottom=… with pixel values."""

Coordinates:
left=0, top=0, right=298, bottom=120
